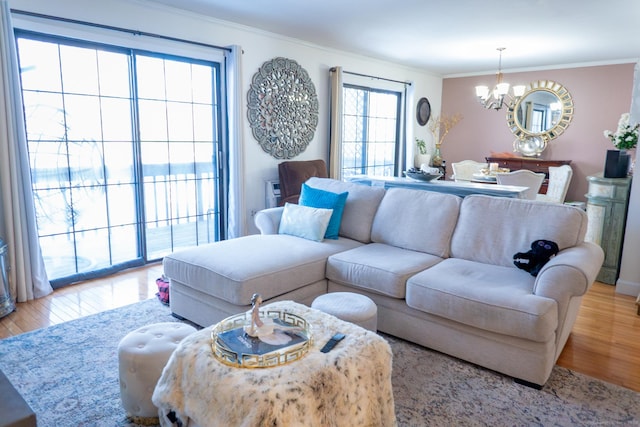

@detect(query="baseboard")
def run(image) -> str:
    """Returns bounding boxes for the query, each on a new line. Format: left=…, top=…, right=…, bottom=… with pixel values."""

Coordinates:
left=615, top=278, right=640, bottom=296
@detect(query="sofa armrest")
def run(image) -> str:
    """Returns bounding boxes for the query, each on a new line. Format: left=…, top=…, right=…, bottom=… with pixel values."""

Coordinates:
left=533, top=242, right=605, bottom=299
left=254, top=207, right=284, bottom=234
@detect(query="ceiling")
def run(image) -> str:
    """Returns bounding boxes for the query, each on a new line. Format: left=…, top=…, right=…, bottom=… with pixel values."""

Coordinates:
left=143, top=0, right=640, bottom=76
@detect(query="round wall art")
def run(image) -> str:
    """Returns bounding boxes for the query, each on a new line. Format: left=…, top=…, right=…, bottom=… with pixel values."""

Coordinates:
left=416, top=97, right=431, bottom=126
left=247, top=57, right=319, bottom=159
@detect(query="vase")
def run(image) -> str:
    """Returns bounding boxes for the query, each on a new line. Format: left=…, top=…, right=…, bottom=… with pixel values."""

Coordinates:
left=414, top=153, right=431, bottom=169
left=431, top=143, right=443, bottom=167
left=604, top=150, right=630, bottom=178
left=628, top=148, right=636, bottom=176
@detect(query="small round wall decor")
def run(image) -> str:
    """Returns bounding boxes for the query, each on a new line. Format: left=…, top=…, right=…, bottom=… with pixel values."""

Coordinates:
left=247, top=57, right=319, bottom=159
left=416, top=97, right=431, bottom=126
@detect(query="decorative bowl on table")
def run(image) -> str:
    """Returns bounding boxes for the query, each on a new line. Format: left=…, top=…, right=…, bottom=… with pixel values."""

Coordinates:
left=404, top=168, right=442, bottom=181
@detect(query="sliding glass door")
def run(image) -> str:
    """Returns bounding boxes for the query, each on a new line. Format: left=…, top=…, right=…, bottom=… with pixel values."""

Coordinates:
left=16, top=32, right=225, bottom=286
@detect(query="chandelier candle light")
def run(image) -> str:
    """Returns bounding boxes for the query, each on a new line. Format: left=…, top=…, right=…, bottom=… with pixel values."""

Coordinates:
left=475, top=48, right=526, bottom=111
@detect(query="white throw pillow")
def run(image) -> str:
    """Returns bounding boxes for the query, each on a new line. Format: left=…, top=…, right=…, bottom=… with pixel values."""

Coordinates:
left=278, top=203, right=333, bottom=242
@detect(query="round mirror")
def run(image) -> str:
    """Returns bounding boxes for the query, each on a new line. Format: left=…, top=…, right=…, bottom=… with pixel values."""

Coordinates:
left=506, top=80, right=573, bottom=156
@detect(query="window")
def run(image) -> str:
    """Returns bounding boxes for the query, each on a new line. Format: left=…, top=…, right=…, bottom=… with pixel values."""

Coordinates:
left=16, top=32, right=226, bottom=286
left=341, top=85, right=402, bottom=178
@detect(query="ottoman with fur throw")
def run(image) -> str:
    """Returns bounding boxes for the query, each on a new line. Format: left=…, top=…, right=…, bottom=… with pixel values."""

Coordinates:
left=153, top=301, right=396, bottom=426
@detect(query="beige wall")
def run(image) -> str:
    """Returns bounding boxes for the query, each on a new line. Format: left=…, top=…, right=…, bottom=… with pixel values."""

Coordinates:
left=440, top=64, right=635, bottom=203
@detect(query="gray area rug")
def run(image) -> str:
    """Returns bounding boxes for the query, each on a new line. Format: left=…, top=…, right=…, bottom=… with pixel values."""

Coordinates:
left=0, top=298, right=638, bottom=426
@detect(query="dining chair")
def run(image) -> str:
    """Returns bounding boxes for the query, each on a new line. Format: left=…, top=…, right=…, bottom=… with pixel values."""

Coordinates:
left=451, top=160, right=488, bottom=181
left=495, top=169, right=545, bottom=200
left=536, top=165, right=573, bottom=204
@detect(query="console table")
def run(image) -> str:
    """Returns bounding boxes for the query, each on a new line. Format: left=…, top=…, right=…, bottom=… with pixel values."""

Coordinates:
left=347, top=176, right=528, bottom=198
left=584, top=174, right=632, bottom=284
left=485, top=157, right=572, bottom=194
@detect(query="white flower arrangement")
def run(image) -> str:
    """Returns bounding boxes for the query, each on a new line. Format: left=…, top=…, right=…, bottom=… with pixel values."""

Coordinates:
left=604, top=113, right=639, bottom=150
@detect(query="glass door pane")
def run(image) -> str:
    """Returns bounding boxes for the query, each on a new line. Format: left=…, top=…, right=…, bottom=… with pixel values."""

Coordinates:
left=136, top=54, right=220, bottom=260
left=18, top=37, right=139, bottom=282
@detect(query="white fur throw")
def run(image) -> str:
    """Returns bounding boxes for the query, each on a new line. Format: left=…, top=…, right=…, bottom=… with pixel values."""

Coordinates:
left=152, top=301, right=396, bottom=426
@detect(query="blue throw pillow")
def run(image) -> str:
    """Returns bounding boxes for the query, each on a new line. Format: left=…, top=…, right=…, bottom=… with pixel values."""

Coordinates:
left=299, top=183, right=348, bottom=239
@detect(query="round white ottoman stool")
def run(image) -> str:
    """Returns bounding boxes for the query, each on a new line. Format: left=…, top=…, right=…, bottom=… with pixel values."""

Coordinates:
left=118, top=322, right=197, bottom=423
left=311, top=292, right=378, bottom=331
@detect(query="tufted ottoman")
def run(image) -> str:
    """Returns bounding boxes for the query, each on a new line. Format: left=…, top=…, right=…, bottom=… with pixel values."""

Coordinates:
left=118, top=322, right=197, bottom=423
left=311, top=292, right=378, bottom=331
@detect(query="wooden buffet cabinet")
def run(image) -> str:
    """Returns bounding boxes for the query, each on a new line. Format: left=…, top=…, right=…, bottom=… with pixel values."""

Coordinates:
left=485, top=157, right=572, bottom=194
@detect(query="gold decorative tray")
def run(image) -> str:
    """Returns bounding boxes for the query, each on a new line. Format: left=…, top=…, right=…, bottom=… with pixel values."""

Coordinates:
left=210, top=309, right=312, bottom=368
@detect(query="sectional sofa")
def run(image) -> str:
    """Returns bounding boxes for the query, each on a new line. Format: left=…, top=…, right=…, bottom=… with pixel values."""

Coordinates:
left=163, top=177, right=604, bottom=386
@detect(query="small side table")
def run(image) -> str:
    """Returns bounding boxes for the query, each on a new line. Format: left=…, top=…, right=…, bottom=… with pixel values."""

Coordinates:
left=0, top=369, right=37, bottom=427
left=0, top=239, right=15, bottom=319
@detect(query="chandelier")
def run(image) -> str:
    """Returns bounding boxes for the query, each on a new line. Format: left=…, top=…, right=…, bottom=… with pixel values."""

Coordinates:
left=475, top=48, right=526, bottom=111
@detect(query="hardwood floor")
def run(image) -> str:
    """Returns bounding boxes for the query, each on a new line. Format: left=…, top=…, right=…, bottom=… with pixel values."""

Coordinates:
left=1, top=264, right=638, bottom=392
left=556, top=282, right=640, bottom=392
left=0, top=263, right=163, bottom=338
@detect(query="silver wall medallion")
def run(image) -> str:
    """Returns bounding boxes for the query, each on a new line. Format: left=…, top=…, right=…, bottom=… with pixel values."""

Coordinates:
left=247, top=57, right=319, bottom=159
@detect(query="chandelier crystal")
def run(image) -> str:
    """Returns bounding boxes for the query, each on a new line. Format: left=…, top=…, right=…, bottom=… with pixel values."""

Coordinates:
left=475, top=48, right=526, bottom=111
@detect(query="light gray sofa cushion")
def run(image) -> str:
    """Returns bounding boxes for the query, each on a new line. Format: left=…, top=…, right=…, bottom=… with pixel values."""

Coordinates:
left=371, top=188, right=461, bottom=257
left=305, top=177, right=386, bottom=243
left=451, top=195, right=588, bottom=267
left=163, top=234, right=362, bottom=305
left=406, top=258, right=558, bottom=342
left=326, top=242, right=443, bottom=298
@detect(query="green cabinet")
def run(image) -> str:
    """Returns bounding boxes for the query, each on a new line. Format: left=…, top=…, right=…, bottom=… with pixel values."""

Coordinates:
left=585, top=174, right=632, bottom=284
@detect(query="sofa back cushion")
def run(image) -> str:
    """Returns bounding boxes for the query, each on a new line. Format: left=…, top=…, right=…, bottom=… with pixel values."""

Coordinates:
left=451, top=195, right=588, bottom=267
left=306, top=177, right=386, bottom=243
left=371, top=188, right=461, bottom=257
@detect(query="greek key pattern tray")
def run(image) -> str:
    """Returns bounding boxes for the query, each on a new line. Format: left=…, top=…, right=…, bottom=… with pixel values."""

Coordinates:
left=210, top=310, right=312, bottom=368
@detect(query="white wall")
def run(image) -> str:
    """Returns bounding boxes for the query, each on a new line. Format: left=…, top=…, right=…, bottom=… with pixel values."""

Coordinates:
left=11, top=0, right=443, bottom=234
left=617, top=61, right=640, bottom=297
left=617, top=176, right=640, bottom=297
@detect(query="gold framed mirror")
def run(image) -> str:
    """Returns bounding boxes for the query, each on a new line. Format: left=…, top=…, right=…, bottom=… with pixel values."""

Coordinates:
left=506, top=80, right=574, bottom=156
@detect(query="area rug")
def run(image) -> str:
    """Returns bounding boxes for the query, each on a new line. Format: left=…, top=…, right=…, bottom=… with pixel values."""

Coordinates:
left=0, top=298, right=638, bottom=427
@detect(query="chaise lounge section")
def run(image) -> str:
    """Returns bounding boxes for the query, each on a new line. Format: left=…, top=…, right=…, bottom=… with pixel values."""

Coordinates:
left=164, top=178, right=385, bottom=327
left=163, top=177, right=604, bottom=386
